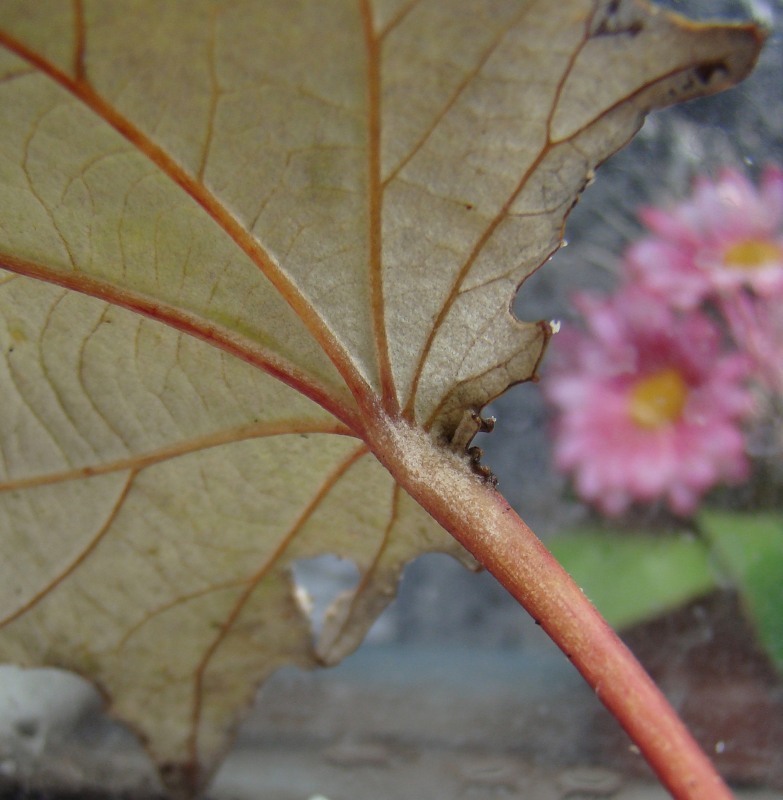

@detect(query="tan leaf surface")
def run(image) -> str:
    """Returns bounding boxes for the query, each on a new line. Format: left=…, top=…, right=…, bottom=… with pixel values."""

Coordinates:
left=0, top=0, right=761, bottom=794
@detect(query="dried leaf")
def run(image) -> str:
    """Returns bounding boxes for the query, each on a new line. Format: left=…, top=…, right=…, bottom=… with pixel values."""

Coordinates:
left=0, top=1, right=761, bottom=795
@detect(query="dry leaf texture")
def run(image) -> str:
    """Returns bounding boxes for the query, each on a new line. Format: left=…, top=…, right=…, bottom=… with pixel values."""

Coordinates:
left=0, top=0, right=761, bottom=794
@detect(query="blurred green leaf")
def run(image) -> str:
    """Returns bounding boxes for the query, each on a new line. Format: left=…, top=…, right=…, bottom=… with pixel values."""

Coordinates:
left=550, top=529, right=716, bottom=630
left=700, top=511, right=783, bottom=673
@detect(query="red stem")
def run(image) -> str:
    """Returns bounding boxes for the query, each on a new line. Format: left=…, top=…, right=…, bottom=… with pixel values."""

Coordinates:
left=461, top=498, right=732, bottom=800
left=371, top=419, right=735, bottom=800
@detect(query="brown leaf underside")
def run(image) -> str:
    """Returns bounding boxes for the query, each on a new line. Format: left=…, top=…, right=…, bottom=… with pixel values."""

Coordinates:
left=0, top=0, right=761, bottom=795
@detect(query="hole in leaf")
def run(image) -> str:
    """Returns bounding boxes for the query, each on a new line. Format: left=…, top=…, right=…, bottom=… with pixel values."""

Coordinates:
left=292, top=555, right=361, bottom=639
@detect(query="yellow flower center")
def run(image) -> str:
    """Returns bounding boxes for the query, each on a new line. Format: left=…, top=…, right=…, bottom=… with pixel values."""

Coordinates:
left=629, top=368, right=689, bottom=429
left=723, top=238, right=783, bottom=270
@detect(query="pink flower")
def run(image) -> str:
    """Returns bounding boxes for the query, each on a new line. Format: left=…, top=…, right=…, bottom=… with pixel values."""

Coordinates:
left=627, top=166, right=783, bottom=308
left=544, top=288, right=753, bottom=517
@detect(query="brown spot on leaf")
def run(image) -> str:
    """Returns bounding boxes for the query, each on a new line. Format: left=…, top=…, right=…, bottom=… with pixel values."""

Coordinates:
left=694, top=60, right=729, bottom=85
left=592, top=0, right=644, bottom=38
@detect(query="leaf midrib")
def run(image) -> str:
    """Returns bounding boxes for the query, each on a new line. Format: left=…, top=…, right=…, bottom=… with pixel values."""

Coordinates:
left=0, top=250, right=361, bottom=430
left=0, top=5, right=700, bottom=442
left=0, top=414, right=353, bottom=494
left=0, top=24, right=374, bottom=426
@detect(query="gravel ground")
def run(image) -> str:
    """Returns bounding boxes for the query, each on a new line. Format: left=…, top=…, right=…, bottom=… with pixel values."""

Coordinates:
left=2, top=636, right=781, bottom=799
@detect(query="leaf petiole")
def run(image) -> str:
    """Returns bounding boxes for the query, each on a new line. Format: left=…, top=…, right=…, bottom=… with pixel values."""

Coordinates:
left=372, top=416, right=735, bottom=800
